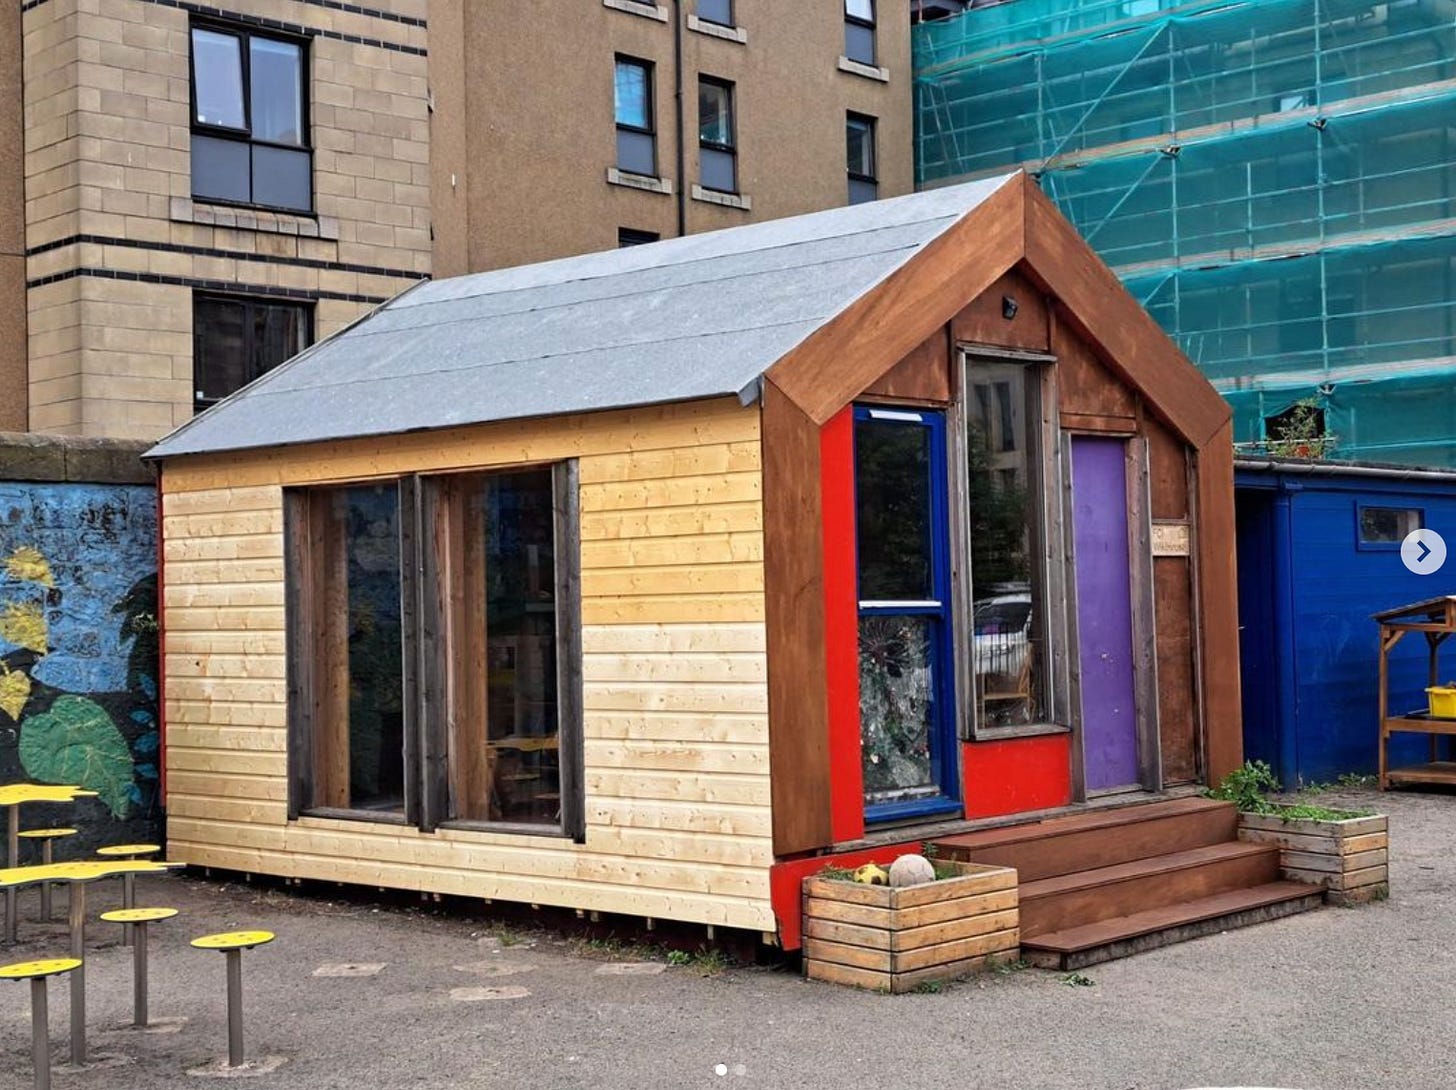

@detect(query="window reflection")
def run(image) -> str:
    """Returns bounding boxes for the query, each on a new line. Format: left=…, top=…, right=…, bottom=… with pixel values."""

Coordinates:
left=965, top=361, right=1048, bottom=728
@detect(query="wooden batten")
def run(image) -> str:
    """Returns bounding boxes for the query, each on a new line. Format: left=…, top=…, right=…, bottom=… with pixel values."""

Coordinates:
left=1193, top=420, right=1242, bottom=783
left=760, top=379, right=833, bottom=855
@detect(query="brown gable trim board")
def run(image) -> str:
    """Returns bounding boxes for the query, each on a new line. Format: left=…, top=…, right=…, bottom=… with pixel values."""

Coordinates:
left=1020, top=182, right=1230, bottom=450
left=767, top=177, right=1025, bottom=426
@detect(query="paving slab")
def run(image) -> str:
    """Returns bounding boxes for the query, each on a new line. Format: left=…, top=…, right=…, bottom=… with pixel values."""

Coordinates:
left=0, top=787, right=1450, bottom=1089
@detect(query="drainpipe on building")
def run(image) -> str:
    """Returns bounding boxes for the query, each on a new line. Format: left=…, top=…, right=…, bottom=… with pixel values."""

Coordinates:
left=672, top=0, right=687, bottom=237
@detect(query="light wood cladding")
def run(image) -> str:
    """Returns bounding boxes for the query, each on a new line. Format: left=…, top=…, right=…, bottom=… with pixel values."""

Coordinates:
left=161, top=398, right=775, bottom=931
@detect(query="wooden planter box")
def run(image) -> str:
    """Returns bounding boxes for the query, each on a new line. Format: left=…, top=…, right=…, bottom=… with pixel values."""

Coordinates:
left=802, top=862, right=1019, bottom=993
left=1238, top=812, right=1389, bottom=906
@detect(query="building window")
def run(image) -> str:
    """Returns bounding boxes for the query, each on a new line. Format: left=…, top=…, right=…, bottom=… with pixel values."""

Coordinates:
left=698, top=77, right=737, bottom=194
left=962, top=359, right=1053, bottom=733
left=618, top=227, right=660, bottom=247
left=697, top=0, right=734, bottom=25
left=615, top=56, right=657, bottom=177
left=1358, top=506, right=1421, bottom=547
left=190, top=23, right=312, bottom=213
left=285, top=465, right=584, bottom=836
left=192, top=294, right=312, bottom=414
left=847, top=113, right=878, bottom=204
left=845, top=0, right=876, bottom=65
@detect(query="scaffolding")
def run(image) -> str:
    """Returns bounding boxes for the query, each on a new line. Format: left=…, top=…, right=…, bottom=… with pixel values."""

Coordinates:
left=915, top=0, right=1456, bottom=465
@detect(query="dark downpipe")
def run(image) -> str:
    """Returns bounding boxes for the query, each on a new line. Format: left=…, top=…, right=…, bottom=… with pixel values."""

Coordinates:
left=672, top=0, right=687, bottom=237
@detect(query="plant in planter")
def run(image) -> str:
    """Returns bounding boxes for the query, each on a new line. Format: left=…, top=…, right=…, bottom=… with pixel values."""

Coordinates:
left=801, top=855, right=1019, bottom=994
left=1210, top=761, right=1389, bottom=906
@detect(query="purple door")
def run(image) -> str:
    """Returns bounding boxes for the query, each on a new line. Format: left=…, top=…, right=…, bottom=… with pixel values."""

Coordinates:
left=1071, top=436, right=1140, bottom=793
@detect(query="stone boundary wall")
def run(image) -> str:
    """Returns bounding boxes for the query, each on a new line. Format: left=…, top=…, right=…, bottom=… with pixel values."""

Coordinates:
left=0, top=432, right=161, bottom=857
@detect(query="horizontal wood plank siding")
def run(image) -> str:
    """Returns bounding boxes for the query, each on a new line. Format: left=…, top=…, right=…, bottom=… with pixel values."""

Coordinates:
left=161, top=398, right=775, bottom=932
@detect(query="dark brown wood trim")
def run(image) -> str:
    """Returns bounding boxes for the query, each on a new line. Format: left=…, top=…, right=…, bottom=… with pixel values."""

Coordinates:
left=761, top=379, right=833, bottom=854
left=283, top=490, right=312, bottom=821
left=1059, top=412, right=1138, bottom=434
left=555, top=460, right=586, bottom=843
left=767, top=178, right=1025, bottom=425
left=1193, top=421, right=1242, bottom=783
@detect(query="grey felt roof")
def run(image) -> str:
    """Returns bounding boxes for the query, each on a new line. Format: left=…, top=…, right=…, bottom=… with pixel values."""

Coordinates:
left=147, top=174, right=1014, bottom=459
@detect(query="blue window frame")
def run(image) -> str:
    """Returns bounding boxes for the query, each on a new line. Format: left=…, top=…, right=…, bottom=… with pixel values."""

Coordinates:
left=1356, top=504, right=1422, bottom=552
left=853, top=405, right=961, bottom=823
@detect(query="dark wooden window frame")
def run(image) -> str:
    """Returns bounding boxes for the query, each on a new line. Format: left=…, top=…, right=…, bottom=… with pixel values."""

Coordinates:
left=192, top=292, right=314, bottom=414
left=948, top=346, right=1073, bottom=744
left=285, top=463, right=585, bottom=841
left=188, top=17, right=315, bottom=214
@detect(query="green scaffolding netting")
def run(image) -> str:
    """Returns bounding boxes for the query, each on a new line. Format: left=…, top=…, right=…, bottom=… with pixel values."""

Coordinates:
left=914, top=0, right=1456, bottom=465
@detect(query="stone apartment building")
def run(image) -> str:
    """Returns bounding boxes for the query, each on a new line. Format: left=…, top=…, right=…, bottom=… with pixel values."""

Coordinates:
left=2, top=0, right=911, bottom=440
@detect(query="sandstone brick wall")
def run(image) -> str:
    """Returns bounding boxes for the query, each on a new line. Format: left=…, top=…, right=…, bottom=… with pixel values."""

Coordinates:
left=21, top=0, right=432, bottom=439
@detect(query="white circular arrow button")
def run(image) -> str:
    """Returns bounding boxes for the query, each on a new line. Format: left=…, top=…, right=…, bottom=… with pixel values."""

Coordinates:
left=1401, top=528, right=1447, bottom=576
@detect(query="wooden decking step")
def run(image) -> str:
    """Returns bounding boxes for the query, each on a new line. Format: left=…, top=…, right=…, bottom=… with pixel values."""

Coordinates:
left=1022, top=881, right=1324, bottom=970
left=933, top=797, right=1239, bottom=882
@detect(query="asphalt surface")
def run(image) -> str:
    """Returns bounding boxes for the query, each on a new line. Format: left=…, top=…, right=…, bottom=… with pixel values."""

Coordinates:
left=0, top=785, right=1451, bottom=1090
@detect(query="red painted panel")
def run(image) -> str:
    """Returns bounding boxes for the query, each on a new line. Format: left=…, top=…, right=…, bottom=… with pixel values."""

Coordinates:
left=961, top=733, right=1072, bottom=820
left=770, top=839, right=928, bottom=951
left=821, top=407, right=864, bottom=844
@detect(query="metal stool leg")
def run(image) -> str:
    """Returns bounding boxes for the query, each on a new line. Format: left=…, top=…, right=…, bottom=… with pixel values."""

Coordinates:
left=67, top=885, right=85, bottom=1067
left=121, top=874, right=136, bottom=946
left=39, top=842, right=53, bottom=922
left=31, top=975, right=51, bottom=1090
left=225, top=949, right=244, bottom=1068
left=132, top=921, right=149, bottom=1028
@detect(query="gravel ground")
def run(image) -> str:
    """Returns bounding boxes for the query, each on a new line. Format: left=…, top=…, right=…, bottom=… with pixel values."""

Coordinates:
left=1, top=785, right=1452, bottom=1090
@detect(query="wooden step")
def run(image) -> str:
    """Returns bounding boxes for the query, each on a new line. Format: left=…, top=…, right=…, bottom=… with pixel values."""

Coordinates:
left=1019, top=841, right=1281, bottom=938
left=933, top=797, right=1238, bottom=882
left=1023, top=881, right=1324, bottom=970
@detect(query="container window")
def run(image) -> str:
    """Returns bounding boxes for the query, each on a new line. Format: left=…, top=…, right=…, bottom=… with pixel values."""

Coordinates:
left=1359, top=506, right=1421, bottom=546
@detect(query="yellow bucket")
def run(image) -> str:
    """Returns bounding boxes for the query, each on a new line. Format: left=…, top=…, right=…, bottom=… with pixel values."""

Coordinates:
left=1427, top=686, right=1456, bottom=718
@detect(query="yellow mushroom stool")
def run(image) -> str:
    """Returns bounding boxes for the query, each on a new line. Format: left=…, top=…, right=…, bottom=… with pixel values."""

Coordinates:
left=96, top=844, right=160, bottom=945
left=17, top=829, right=76, bottom=922
left=191, top=931, right=275, bottom=1069
left=0, top=957, right=82, bottom=1090
left=100, top=907, right=176, bottom=1028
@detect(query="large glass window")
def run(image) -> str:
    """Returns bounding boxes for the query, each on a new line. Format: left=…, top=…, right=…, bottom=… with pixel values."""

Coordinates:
left=615, top=56, right=657, bottom=177
left=427, top=469, right=563, bottom=826
left=962, top=360, right=1051, bottom=731
left=190, top=23, right=311, bottom=212
left=289, top=483, right=407, bottom=815
left=193, top=294, right=311, bottom=414
left=845, top=0, right=876, bottom=65
left=847, top=113, right=878, bottom=204
left=285, top=466, right=584, bottom=837
left=698, top=77, right=737, bottom=194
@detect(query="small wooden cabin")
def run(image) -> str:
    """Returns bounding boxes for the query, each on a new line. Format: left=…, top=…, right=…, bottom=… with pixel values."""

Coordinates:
left=148, top=174, right=1242, bottom=950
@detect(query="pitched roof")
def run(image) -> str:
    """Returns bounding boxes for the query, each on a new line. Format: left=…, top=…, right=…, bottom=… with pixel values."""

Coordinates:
left=146, top=175, right=1016, bottom=459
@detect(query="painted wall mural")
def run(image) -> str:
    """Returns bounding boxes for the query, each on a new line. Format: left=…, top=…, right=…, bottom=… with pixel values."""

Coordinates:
left=0, top=482, right=159, bottom=844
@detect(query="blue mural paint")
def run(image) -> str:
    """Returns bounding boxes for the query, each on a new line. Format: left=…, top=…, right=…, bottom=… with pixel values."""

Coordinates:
left=0, top=479, right=159, bottom=847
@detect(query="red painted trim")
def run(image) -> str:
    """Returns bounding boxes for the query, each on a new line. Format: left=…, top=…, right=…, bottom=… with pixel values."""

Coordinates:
left=154, top=464, right=166, bottom=804
left=821, top=407, right=864, bottom=844
left=961, top=734, right=1072, bottom=820
left=771, top=839, right=932, bottom=951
